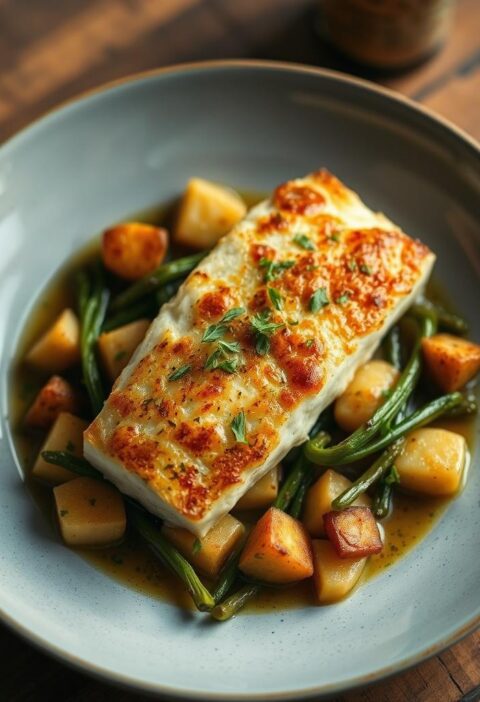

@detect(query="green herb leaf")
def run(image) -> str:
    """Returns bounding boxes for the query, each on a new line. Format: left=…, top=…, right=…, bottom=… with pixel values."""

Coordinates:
left=192, top=538, right=202, bottom=555
left=251, top=310, right=285, bottom=336
left=335, top=293, right=350, bottom=305
left=293, top=234, right=315, bottom=251
left=268, top=287, right=283, bottom=311
left=305, top=339, right=314, bottom=348
left=288, top=318, right=299, bottom=325
left=168, top=364, right=191, bottom=381
left=347, top=259, right=357, bottom=272
left=328, top=232, right=340, bottom=242
left=217, top=357, right=239, bottom=374
left=204, top=348, right=222, bottom=370
left=360, top=264, right=372, bottom=275
left=259, top=258, right=295, bottom=282
left=255, top=334, right=270, bottom=355
left=217, top=339, right=241, bottom=354
left=231, top=411, right=248, bottom=444
left=309, top=287, right=329, bottom=313
left=202, top=307, right=245, bottom=342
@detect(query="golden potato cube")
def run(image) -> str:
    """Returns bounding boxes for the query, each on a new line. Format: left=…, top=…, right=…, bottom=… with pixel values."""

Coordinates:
left=25, top=375, right=80, bottom=430
left=303, top=469, right=370, bottom=537
left=54, top=477, right=126, bottom=547
left=25, top=308, right=80, bottom=373
left=395, top=428, right=467, bottom=496
left=32, top=412, right=88, bottom=485
left=312, top=539, right=366, bottom=604
left=234, top=467, right=280, bottom=511
left=98, top=318, right=150, bottom=382
left=422, top=333, right=480, bottom=392
left=162, top=514, right=245, bottom=578
left=334, top=360, right=399, bottom=432
left=102, top=222, right=168, bottom=281
left=174, top=178, right=247, bottom=249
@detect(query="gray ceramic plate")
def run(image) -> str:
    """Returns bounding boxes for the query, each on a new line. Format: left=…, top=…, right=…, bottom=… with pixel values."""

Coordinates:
left=0, top=61, right=479, bottom=700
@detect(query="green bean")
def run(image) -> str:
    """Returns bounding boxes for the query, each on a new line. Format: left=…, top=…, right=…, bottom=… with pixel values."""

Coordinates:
left=212, top=551, right=242, bottom=604
left=41, top=451, right=214, bottom=612
left=331, top=440, right=404, bottom=510
left=102, top=297, right=157, bottom=332
left=211, top=584, right=261, bottom=621
left=444, top=392, right=478, bottom=417
left=110, top=252, right=206, bottom=311
left=329, top=391, right=462, bottom=466
left=128, top=507, right=215, bottom=612
left=288, top=474, right=313, bottom=519
left=77, top=267, right=110, bottom=415
left=304, top=311, right=436, bottom=466
left=383, top=325, right=402, bottom=370
left=411, top=301, right=468, bottom=335
left=275, top=432, right=330, bottom=511
left=372, top=466, right=400, bottom=519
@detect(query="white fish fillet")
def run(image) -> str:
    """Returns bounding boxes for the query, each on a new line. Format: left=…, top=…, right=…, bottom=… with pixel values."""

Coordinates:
left=84, top=170, right=435, bottom=536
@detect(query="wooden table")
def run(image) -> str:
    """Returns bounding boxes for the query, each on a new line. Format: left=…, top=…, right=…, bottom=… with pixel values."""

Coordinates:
left=1, top=1, right=479, bottom=700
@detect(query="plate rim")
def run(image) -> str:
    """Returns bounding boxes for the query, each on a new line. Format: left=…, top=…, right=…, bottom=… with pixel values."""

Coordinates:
left=1, top=58, right=479, bottom=700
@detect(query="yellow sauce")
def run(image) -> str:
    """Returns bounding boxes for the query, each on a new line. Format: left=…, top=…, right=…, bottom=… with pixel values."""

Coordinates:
left=9, top=195, right=477, bottom=613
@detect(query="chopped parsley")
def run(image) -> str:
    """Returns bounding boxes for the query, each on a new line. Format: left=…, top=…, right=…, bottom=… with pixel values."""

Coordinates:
left=259, top=257, right=295, bottom=283
left=309, top=287, right=329, bottom=313
left=328, top=232, right=340, bottom=242
left=202, top=307, right=245, bottom=343
left=293, top=234, right=315, bottom=251
left=216, top=357, right=239, bottom=374
left=250, top=310, right=285, bottom=356
left=347, top=259, right=357, bottom=272
left=231, top=411, right=248, bottom=444
left=204, top=339, right=241, bottom=373
left=268, top=287, right=283, bottom=311
left=360, top=264, right=372, bottom=275
left=168, top=364, right=191, bottom=381
left=305, top=339, right=314, bottom=348
left=192, top=538, right=202, bottom=555
left=335, top=293, right=350, bottom=305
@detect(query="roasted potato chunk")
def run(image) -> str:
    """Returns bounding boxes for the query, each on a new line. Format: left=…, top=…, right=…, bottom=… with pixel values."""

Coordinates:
left=323, top=507, right=382, bottom=558
left=334, top=360, right=399, bottom=432
left=312, top=540, right=366, bottom=604
left=98, top=318, right=150, bottom=382
left=25, top=309, right=80, bottom=373
left=174, top=178, right=247, bottom=249
left=234, top=466, right=280, bottom=511
left=422, top=333, right=480, bottom=392
left=54, top=477, right=126, bottom=547
left=239, top=507, right=313, bottom=584
left=303, top=469, right=370, bottom=537
left=32, top=412, right=88, bottom=485
left=395, top=428, right=467, bottom=496
left=25, top=375, right=80, bottom=430
left=162, top=514, right=244, bottom=578
left=102, top=222, right=168, bottom=281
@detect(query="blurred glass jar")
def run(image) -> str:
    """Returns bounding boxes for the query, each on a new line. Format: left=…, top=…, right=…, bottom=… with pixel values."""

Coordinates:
left=321, top=0, right=456, bottom=70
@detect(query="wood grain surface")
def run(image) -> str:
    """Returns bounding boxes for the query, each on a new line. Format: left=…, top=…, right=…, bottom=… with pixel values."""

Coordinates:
left=1, top=1, right=479, bottom=700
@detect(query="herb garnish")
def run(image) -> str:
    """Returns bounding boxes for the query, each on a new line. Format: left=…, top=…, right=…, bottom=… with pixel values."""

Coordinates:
left=335, top=293, right=350, bottom=305
left=192, top=538, right=202, bottom=555
left=293, top=234, right=315, bottom=251
left=251, top=310, right=285, bottom=355
left=231, top=411, right=248, bottom=444
left=360, top=264, right=372, bottom=275
left=202, top=307, right=245, bottom=343
left=259, top=257, right=295, bottom=283
left=328, top=232, right=340, bottom=242
left=309, top=287, right=329, bottom=313
left=268, top=287, right=283, bottom=311
left=168, top=364, right=191, bottom=381
left=347, top=259, right=357, bottom=272
left=204, top=338, right=241, bottom=373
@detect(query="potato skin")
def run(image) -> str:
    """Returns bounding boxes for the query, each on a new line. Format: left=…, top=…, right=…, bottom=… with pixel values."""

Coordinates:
left=334, top=360, right=399, bottom=432
left=102, top=222, right=168, bottom=281
left=323, top=507, right=382, bottom=558
left=422, top=333, right=480, bottom=392
left=239, top=506, right=313, bottom=584
left=25, top=375, right=80, bottom=430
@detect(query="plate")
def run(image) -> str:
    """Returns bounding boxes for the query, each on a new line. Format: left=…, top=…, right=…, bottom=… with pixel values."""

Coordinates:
left=0, top=61, right=479, bottom=700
